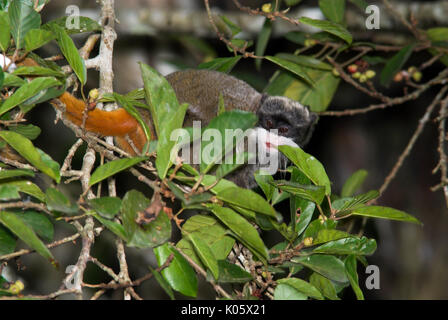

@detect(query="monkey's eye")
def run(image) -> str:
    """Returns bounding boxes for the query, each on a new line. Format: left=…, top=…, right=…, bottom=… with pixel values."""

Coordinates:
left=266, top=119, right=273, bottom=129
left=279, top=127, right=289, bottom=134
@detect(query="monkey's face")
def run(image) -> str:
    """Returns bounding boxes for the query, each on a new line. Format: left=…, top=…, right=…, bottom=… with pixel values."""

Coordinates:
left=256, top=95, right=318, bottom=147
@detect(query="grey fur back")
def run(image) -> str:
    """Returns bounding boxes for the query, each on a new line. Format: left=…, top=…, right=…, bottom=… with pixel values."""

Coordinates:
left=166, top=70, right=262, bottom=127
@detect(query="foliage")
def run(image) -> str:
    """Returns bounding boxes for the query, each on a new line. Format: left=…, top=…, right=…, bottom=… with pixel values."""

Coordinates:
left=0, top=0, right=429, bottom=300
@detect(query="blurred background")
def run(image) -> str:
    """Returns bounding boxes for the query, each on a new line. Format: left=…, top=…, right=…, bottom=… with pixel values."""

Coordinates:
left=5, top=0, right=448, bottom=299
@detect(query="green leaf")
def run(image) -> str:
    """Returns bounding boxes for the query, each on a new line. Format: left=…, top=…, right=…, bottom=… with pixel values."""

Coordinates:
left=113, top=93, right=152, bottom=143
left=139, top=63, right=188, bottom=179
left=0, top=184, right=20, bottom=200
left=274, top=283, right=308, bottom=300
left=0, top=225, right=16, bottom=255
left=352, top=205, right=422, bottom=224
left=2, top=73, right=25, bottom=87
left=219, top=15, right=241, bottom=37
left=181, top=215, right=234, bottom=260
left=345, top=255, right=364, bottom=299
left=265, top=55, right=314, bottom=86
left=24, top=28, right=54, bottom=52
left=313, top=236, right=377, bottom=255
left=277, top=278, right=324, bottom=300
left=427, top=28, right=448, bottom=42
left=319, top=0, right=346, bottom=23
left=271, top=180, right=326, bottom=204
left=188, top=233, right=219, bottom=280
left=0, top=169, right=34, bottom=180
left=0, top=131, right=60, bottom=182
left=255, top=19, right=272, bottom=70
left=48, top=24, right=86, bottom=85
left=216, top=187, right=277, bottom=218
left=0, top=76, right=61, bottom=117
left=0, top=211, right=56, bottom=267
left=275, top=53, right=333, bottom=71
left=93, top=214, right=127, bottom=241
left=208, top=204, right=268, bottom=263
left=0, top=67, right=4, bottom=89
left=380, top=43, right=416, bottom=87
left=295, top=201, right=315, bottom=236
left=121, top=190, right=171, bottom=248
left=0, top=11, right=10, bottom=52
left=89, top=156, right=147, bottom=186
left=13, top=66, right=64, bottom=78
left=148, top=265, right=175, bottom=300
left=154, top=243, right=198, bottom=297
left=293, top=254, right=348, bottom=283
left=88, top=197, right=122, bottom=219
left=335, top=190, right=379, bottom=215
left=341, top=169, right=368, bottom=197
left=200, top=110, right=257, bottom=173
left=279, top=145, right=331, bottom=195
left=19, top=210, right=54, bottom=242
left=254, top=172, right=275, bottom=202
left=215, top=259, right=252, bottom=283
left=1, top=179, right=45, bottom=202
left=349, top=0, right=368, bottom=10
left=8, top=124, right=41, bottom=140
left=198, top=56, right=241, bottom=73
left=45, top=187, right=78, bottom=215
left=265, top=68, right=340, bottom=112
left=9, top=0, right=41, bottom=49
left=312, top=229, right=352, bottom=245
left=43, top=16, right=101, bottom=34
left=299, top=17, right=352, bottom=44
left=309, top=272, right=340, bottom=300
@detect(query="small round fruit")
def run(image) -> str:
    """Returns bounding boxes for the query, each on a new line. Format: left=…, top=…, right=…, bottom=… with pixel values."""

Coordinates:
left=394, top=72, right=404, bottom=82
left=262, top=3, right=272, bottom=13
left=412, top=71, right=422, bottom=82
left=347, top=64, right=358, bottom=74
left=352, top=71, right=361, bottom=79
left=359, top=74, right=367, bottom=83
left=365, top=70, right=376, bottom=79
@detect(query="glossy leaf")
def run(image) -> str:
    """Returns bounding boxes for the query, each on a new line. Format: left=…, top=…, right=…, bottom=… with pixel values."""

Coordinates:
left=43, top=16, right=101, bottom=34
left=148, top=265, right=175, bottom=300
left=19, top=210, right=54, bottom=242
left=352, top=206, right=422, bottom=224
left=299, top=17, right=352, bottom=44
left=208, top=204, right=268, bottom=262
left=277, top=278, right=324, bottom=300
left=198, top=56, right=241, bottom=73
left=309, top=272, right=340, bottom=300
left=313, top=236, right=377, bottom=255
left=312, top=229, right=352, bottom=245
left=293, top=254, right=348, bottom=283
left=139, top=63, right=188, bottom=178
left=24, top=28, right=54, bottom=52
left=265, top=68, right=340, bottom=112
left=93, top=215, right=127, bottom=241
left=345, top=255, right=364, bottom=300
left=9, top=0, right=41, bottom=49
left=49, top=24, right=86, bottom=85
left=88, top=197, right=122, bottom=219
left=45, top=188, right=78, bottom=215
left=271, top=180, right=326, bottom=204
left=0, top=77, right=61, bottom=117
left=89, top=157, right=147, bottom=186
left=8, top=124, right=41, bottom=140
left=154, top=243, right=198, bottom=297
left=319, top=0, right=346, bottom=23
left=216, top=187, right=277, bottom=218
left=0, top=11, right=10, bottom=52
left=380, top=43, right=416, bottom=87
left=275, top=53, right=332, bottom=71
left=0, top=169, right=34, bottom=180
left=0, top=131, right=60, bottom=182
left=214, top=259, right=252, bottom=283
left=13, top=66, right=64, bottom=78
left=265, top=55, right=314, bottom=86
left=279, top=145, right=331, bottom=195
left=341, top=169, right=368, bottom=197
left=0, top=185, right=20, bottom=200
left=121, top=190, right=171, bottom=248
left=0, top=225, right=16, bottom=255
left=274, top=283, right=307, bottom=300
left=1, top=180, right=45, bottom=202
left=0, top=211, right=56, bottom=266
left=188, top=233, right=219, bottom=280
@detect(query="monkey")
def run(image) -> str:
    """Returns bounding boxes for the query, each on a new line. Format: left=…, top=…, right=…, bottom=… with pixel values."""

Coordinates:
left=1, top=56, right=318, bottom=188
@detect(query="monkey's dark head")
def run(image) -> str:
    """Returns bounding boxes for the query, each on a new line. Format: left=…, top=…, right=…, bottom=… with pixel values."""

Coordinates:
left=256, top=94, right=318, bottom=147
